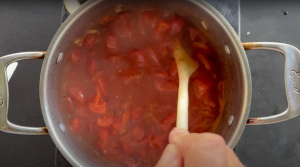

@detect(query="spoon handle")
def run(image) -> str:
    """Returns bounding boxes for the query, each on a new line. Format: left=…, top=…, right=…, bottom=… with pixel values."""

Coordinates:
left=176, top=75, right=190, bottom=130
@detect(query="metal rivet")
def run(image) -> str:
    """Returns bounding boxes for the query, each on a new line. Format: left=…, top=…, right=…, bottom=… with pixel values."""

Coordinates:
left=201, top=21, right=207, bottom=30
left=57, top=52, right=63, bottom=63
left=224, top=44, right=231, bottom=55
left=228, top=115, right=234, bottom=126
left=59, top=122, right=66, bottom=133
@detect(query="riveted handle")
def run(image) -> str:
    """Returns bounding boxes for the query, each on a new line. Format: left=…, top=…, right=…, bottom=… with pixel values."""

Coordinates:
left=243, top=42, right=300, bottom=125
left=0, top=52, right=48, bottom=135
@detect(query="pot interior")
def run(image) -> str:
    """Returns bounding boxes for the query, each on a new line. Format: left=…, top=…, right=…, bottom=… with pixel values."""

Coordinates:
left=40, top=0, right=251, bottom=166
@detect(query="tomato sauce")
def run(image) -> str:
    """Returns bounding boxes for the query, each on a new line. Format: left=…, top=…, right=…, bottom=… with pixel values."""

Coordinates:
left=62, top=7, right=225, bottom=167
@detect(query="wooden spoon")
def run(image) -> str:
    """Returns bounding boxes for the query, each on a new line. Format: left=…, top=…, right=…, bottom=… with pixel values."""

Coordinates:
left=173, top=38, right=199, bottom=130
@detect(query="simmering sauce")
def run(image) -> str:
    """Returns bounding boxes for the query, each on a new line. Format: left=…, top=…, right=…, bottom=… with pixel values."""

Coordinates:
left=62, top=7, right=225, bottom=167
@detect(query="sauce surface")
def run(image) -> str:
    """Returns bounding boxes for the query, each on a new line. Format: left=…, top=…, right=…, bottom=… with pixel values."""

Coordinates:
left=62, top=7, right=225, bottom=167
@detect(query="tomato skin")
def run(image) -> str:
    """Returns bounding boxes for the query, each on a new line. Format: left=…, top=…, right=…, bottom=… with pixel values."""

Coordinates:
left=89, top=102, right=106, bottom=114
left=131, top=126, right=144, bottom=140
left=121, top=111, right=131, bottom=128
left=193, top=78, right=212, bottom=99
left=161, top=113, right=177, bottom=131
left=97, top=114, right=113, bottom=127
left=191, top=42, right=213, bottom=56
left=153, top=70, right=169, bottom=79
left=93, top=77, right=108, bottom=94
left=130, top=50, right=147, bottom=67
left=100, top=15, right=113, bottom=24
left=86, top=59, right=96, bottom=76
left=65, top=96, right=74, bottom=113
left=82, top=33, right=97, bottom=48
left=70, top=48, right=84, bottom=64
left=155, top=79, right=178, bottom=92
left=120, top=70, right=140, bottom=84
left=145, top=47, right=160, bottom=66
left=131, top=107, right=141, bottom=121
left=107, top=35, right=119, bottom=51
left=70, top=117, right=82, bottom=133
left=196, top=53, right=212, bottom=71
left=68, top=86, right=87, bottom=103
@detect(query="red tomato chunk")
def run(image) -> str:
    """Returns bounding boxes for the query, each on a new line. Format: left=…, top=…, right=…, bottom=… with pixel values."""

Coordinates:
left=63, top=7, right=224, bottom=167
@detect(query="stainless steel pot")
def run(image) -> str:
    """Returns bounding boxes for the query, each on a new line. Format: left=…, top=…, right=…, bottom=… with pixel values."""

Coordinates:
left=0, top=0, right=300, bottom=166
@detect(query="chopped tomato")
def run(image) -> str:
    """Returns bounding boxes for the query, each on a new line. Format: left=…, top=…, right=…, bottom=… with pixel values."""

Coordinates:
left=82, top=33, right=98, bottom=48
left=199, top=30, right=209, bottom=44
left=153, top=70, right=169, bottom=79
left=70, top=48, right=84, bottom=64
left=70, top=117, right=82, bottom=133
left=132, top=107, right=141, bottom=121
left=65, top=96, right=74, bottom=113
left=130, top=50, right=147, bottom=67
left=155, top=79, right=178, bottom=92
left=115, top=13, right=131, bottom=36
left=97, top=114, right=113, bottom=127
left=107, top=35, right=119, bottom=51
left=124, top=159, right=139, bottom=167
left=86, top=59, right=96, bottom=76
left=100, top=15, right=113, bottom=24
left=140, top=148, right=147, bottom=161
left=98, top=128, right=110, bottom=139
left=97, top=129, right=110, bottom=150
left=77, top=104, right=90, bottom=117
left=161, top=113, right=177, bottom=131
left=189, top=28, right=199, bottom=41
left=138, top=128, right=154, bottom=144
left=93, top=70, right=105, bottom=77
left=169, top=60, right=178, bottom=77
left=92, top=93, right=103, bottom=104
left=120, top=69, right=140, bottom=84
left=145, top=47, right=160, bottom=65
left=90, top=102, right=106, bottom=114
left=193, top=78, right=212, bottom=99
left=170, top=17, right=185, bottom=36
left=87, top=120, right=97, bottom=134
left=155, top=20, right=171, bottom=36
left=109, top=55, right=122, bottom=64
left=191, top=42, right=209, bottom=50
left=131, top=126, right=144, bottom=140
left=151, top=135, right=168, bottom=151
left=142, top=10, right=160, bottom=28
left=113, top=121, right=123, bottom=132
left=68, top=85, right=87, bottom=103
left=192, top=42, right=213, bottom=56
left=93, top=77, right=108, bottom=94
left=121, top=111, right=131, bottom=128
left=196, top=53, right=212, bottom=71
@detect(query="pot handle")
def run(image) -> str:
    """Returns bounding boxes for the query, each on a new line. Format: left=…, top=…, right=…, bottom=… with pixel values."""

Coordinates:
left=0, top=52, right=48, bottom=135
left=243, top=42, right=300, bottom=125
